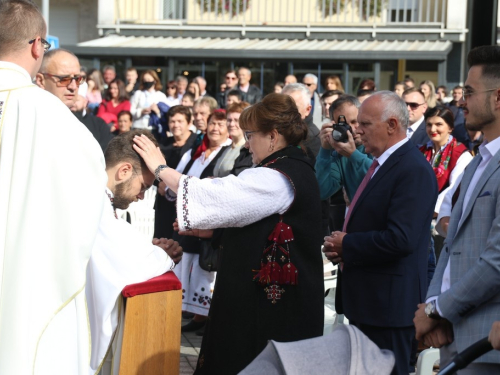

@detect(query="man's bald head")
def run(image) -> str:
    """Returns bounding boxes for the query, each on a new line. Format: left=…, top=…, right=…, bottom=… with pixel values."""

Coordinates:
left=36, top=49, right=82, bottom=108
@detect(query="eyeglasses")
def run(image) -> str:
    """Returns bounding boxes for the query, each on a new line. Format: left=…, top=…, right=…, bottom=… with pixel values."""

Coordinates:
left=29, top=37, right=51, bottom=53
left=244, top=131, right=257, bottom=141
left=40, top=73, right=86, bottom=87
left=226, top=76, right=237, bottom=80
left=462, top=88, right=498, bottom=100
left=405, top=102, right=426, bottom=110
left=167, top=86, right=176, bottom=89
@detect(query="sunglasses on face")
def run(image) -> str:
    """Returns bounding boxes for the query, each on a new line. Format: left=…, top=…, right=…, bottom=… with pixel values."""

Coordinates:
left=405, top=102, right=425, bottom=110
left=304, top=83, right=315, bottom=87
left=40, top=73, right=86, bottom=87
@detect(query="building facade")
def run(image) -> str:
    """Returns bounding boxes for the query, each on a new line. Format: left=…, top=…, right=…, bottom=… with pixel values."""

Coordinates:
left=40, top=0, right=469, bottom=95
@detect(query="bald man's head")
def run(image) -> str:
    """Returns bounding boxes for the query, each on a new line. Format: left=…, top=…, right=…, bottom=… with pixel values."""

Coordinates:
left=36, top=49, right=83, bottom=108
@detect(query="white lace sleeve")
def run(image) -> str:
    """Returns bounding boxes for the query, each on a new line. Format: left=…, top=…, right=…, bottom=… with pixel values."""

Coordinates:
left=176, top=168, right=295, bottom=231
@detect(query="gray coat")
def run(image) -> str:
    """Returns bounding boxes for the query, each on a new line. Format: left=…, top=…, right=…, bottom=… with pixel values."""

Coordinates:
left=427, top=151, right=500, bottom=364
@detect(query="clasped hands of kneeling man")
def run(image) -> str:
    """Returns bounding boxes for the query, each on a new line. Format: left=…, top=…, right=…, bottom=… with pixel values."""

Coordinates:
left=153, top=237, right=183, bottom=264
left=323, top=231, right=347, bottom=264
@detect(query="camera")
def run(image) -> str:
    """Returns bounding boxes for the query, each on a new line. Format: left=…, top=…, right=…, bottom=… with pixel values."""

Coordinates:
left=332, top=115, right=352, bottom=143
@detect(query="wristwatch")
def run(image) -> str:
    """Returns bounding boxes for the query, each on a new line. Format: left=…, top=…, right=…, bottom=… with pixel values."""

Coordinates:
left=425, top=300, right=442, bottom=320
left=154, top=164, right=169, bottom=182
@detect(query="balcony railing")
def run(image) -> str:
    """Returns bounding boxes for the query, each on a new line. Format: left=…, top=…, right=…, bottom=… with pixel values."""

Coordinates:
left=114, top=0, right=448, bottom=26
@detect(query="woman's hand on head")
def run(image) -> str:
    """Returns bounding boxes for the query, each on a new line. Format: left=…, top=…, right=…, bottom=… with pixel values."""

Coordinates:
left=132, top=134, right=166, bottom=174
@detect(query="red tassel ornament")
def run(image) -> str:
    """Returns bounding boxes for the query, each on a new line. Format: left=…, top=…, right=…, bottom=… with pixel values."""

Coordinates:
left=254, top=217, right=299, bottom=303
left=281, top=262, right=298, bottom=285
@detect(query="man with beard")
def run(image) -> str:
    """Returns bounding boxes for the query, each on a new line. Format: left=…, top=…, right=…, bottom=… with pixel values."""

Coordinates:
left=315, top=95, right=373, bottom=202
left=414, top=45, right=500, bottom=374
left=87, top=129, right=183, bottom=374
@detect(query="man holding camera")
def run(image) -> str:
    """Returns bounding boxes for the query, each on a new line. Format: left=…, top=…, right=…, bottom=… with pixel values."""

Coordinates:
left=315, top=95, right=373, bottom=203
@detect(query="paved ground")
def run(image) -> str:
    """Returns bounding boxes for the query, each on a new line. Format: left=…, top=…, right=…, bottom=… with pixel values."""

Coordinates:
left=178, top=289, right=338, bottom=375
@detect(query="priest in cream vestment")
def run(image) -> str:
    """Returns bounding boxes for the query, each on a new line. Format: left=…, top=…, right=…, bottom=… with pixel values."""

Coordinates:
left=0, top=60, right=106, bottom=373
left=0, top=1, right=107, bottom=371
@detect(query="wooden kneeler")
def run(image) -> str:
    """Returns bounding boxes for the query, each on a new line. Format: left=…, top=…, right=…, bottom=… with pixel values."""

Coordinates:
left=119, top=272, right=182, bottom=375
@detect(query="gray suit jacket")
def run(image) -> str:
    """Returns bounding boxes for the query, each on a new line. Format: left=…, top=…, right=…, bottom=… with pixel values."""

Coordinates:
left=427, top=151, right=500, bottom=363
left=311, top=91, right=323, bottom=130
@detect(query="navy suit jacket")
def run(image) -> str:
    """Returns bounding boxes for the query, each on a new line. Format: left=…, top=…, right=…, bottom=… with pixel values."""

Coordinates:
left=410, top=121, right=429, bottom=147
left=336, top=140, right=437, bottom=327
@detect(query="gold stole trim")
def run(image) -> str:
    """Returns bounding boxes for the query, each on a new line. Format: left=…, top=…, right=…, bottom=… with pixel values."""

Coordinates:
left=32, top=284, right=87, bottom=374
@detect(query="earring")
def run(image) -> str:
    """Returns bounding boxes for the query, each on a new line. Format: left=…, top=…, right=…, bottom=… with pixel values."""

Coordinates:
left=269, top=142, right=274, bottom=152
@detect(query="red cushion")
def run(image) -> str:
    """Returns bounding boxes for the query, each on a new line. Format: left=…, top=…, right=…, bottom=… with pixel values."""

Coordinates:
left=122, top=271, right=182, bottom=298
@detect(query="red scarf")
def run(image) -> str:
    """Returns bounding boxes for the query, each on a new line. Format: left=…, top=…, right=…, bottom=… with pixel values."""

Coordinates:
left=420, top=137, right=468, bottom=192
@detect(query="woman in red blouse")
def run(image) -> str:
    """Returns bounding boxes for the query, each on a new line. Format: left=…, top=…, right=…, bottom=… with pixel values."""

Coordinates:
left=96, top=79, right=131, bottom=130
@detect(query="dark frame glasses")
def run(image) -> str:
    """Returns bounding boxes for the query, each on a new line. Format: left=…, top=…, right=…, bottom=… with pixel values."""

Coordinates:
left=29, top=37, right=51, bottom=53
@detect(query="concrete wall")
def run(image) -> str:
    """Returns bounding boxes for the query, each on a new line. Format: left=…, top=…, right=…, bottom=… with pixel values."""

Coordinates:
left=34, top=0, right=99, bottom=44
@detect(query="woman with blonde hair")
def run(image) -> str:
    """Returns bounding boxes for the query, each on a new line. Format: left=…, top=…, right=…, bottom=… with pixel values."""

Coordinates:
left=420, top=80, right=437, bottom=108
left=325, top=75, right=344, bottom=93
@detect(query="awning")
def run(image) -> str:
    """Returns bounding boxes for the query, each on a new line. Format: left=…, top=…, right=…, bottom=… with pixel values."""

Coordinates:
left=73, top=35, right=453, bottom=60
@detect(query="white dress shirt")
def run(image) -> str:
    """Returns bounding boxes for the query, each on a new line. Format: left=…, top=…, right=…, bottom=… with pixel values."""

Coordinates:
left=433, top=136, right=500, bottom=314
left=372, top=137, right=409, bottom=177
left=407, top=116, right=424, bottom=138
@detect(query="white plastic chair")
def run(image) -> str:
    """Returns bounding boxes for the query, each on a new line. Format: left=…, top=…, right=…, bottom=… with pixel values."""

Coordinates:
left=415, top=348, right=440, bottom=375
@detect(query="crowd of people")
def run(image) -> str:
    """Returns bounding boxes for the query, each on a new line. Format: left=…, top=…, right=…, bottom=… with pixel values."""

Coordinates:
left=3, top=1, right=500, bottom=375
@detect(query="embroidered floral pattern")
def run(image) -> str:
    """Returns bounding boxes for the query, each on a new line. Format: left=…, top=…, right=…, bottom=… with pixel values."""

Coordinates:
left=182, top=176, right=193, bottom=230
left=193, top=290, right=212, bottom=306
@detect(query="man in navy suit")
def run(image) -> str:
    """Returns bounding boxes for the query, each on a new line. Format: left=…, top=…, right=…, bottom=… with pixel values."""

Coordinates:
left=324, top=91, right=437, bottom=375
left=403, top=87, right=429, bottom=146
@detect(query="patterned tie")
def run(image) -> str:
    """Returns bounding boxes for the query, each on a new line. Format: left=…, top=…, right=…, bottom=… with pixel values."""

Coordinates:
left=338, top=159, right=379, bottom=271
left=343, top=159, right=379, bottom=232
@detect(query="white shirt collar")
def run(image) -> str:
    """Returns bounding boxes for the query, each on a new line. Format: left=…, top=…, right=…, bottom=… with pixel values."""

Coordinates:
left=479, top=135, right=500, bottom=162
left=409, top=116, right=425, bottom=134
left=0, top=61, right=32, bottom=81
left=375, top=137, right=409, bottom=167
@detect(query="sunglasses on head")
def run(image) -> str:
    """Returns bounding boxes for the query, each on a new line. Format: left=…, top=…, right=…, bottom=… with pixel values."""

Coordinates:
left=405, top=102, right=425, bottom=110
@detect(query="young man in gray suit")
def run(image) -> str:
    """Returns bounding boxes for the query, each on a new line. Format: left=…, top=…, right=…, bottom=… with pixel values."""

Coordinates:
left=414, top=45, right=500, bottom=374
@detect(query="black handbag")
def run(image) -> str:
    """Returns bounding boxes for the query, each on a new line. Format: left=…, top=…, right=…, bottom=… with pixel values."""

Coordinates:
left=199, top=240, right=218, bottom=272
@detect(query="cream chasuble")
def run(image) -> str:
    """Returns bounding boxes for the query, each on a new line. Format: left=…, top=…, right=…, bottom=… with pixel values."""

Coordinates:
left=87, top=190, right=175, bottom=375
left=0, top=62, right=107, bottom=374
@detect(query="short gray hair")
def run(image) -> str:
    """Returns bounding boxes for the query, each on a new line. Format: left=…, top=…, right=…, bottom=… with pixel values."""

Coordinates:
left=176, top=75, right=188, bottom=84
left=330, top=95, right=361, bottom=114
left=282, top=83, right=310, bottom=110
left=372, top=91, right=409, bottom=130
left=303, top=73, right=318, bottom=84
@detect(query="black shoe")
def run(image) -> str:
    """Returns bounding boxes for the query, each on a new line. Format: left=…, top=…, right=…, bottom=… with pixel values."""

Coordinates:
left=181, top=319, right=206, bottom=332
left=195, top=325, right=206, bottom=336
left=182, top=311, right=195, bottom=319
